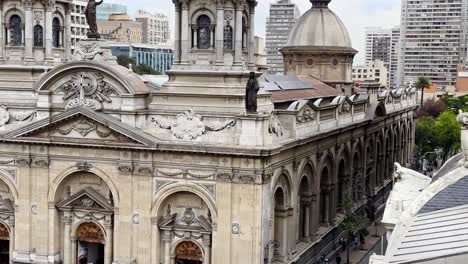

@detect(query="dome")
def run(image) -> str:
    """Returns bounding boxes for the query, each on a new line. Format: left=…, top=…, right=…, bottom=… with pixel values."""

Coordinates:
left=286, top=0, right=352, bottom=49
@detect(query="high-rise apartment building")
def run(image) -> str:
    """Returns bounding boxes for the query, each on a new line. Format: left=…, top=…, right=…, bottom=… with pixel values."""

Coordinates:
left=98, top=14, right=143, bottom=43
left=364, top=27, right=400, bottom=87
left=265, top=0, right=301, bottom=75
left=71, top=0, right=90, bottom=51
left=135, top=10, right=171, bottom=45
left=398, top=0, right=468, bottom=89
left=97, top=3, right=128, bottom=21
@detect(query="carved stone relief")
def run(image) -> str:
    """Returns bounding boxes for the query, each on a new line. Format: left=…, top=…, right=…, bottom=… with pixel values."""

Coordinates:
left=75, top=42, right=103, bottom=61
left=54, top=117, right=115, bottom=138
left=150, top=109, right=236, bottom=140
left=0, top=106, right=36, bottom=131
left=268, top=114, right=284, bottom=137
left=297, top=108, right=316, bottom=123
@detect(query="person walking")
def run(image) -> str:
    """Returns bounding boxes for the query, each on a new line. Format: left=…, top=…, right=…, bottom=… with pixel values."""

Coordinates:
left=335, top=254, right=342, bottom=264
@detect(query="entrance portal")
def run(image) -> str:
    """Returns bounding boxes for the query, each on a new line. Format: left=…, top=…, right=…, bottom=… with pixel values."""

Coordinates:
left=175, top=241, right=203, bottom=264
left=76, top=223, right=105, bottom=264
left=0, top=223, right=9, bottom=264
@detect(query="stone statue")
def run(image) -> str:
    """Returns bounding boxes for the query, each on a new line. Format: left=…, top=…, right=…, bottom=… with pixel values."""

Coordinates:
left=85, top=0, right=103, bottom=39
left=245, top=72, right=260, bottom=113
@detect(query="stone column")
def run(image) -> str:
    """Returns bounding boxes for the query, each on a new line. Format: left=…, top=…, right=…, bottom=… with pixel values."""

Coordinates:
left=151, top=218, right=160, bottom=264
left=45, top=3, right=54, bottom=63
left=163, top=231, right=171, bottom=264
left=215, top=0, right=225, bottom=64
left=0, top=6, right=4, bottom=60
left=8, top=217, right=14, bottom=261
left=233, top=1, right=243, bottom=65
left=203, top=235, right=211, bottom=264
left=24, top=0, right=34, bottom=61
left=310, top=194, right=317, bottom=240
left=65, top=4, right=72, bottom=61
left=192, top=25, right=197, bottom=47
left=328, top=185, right=335, bottom=226
left=180, top=0, right=189, bottom=64
left=210, top=26, right=214, bottom=48
left=304, top=203, right=310, bottom=240
left=174, top=1, right=181, bottom=64
left=248, top=3, right=256, bottom=68
left=104, top=218, right=113, bottom=264
left=62, top=214, right=72, bottom=264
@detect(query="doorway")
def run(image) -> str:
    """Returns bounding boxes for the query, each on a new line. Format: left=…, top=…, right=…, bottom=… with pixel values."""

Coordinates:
left=0, top=223, right=9, bottom=264
left=76, top=222, right=105, bottom=264
left=174, top=241, right=203, bottom=264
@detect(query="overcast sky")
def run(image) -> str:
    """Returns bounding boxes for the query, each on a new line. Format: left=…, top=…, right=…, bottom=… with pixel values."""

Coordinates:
left=112, top=0, right=401, bottom=63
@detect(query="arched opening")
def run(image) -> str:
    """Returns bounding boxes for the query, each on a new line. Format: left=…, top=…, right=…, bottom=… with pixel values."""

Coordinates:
left=352, top=153, right=360, bottom=204
left=0, top=223, right=9, bottom=263
left=33, top=25, right=44, bottom=47
left=273, top=187, right=287, bottom=261
left=54, top=172, right=114, bottom=264
left=196, top=15, right=211, bottom=49
left=366, top=142, right=375, bottom=197
left=76, top=222, right=105, bottom=264
left=376, top=139, right=383, bottom=186
left=298, top=177, right=310, bottom=241
left=385, top=133, right=393, bottom=180
left=52, top=17, right=61, bottom=48
left=9, top=15, right=22, bottom=46
left=175, top=241, right=203, bottom=264
left=157, top=191, right=212, bottom=264
left=319, top=166, right=331, bottom=226
left=337, top=158, right=348, bottom=211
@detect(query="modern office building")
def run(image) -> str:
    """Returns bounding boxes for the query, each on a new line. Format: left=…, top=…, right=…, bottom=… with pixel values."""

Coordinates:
left=71, top=0, right=90, bottom=51
left=98, top=14, right=143, bottom=43
left=398, top=0, right=468, bottom=89
left=96, top=3, right=128, bottom=21
left=364, top=27, right=400, bottom=88
left=110, top=42, right=174, bottom=74
left=265, top=0, right=301, bottom=75
left=135, top=10, right=171, bottom=45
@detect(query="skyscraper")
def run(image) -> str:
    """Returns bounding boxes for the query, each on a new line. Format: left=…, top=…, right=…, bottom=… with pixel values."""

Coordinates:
left=398, top=0, right=468, bottom=89
left=265, top=0, right=301, bottom=75
left=364, top=27, right=400, bottom=87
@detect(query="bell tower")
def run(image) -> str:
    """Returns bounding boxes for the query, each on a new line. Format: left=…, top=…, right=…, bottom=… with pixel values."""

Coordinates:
left=150, top=0, right=273, bottom=114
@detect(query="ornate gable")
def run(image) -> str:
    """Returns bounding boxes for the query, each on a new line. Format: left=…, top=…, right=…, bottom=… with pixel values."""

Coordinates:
left=56, top=187, right=113, bottom=213
left=3, top=107, right=157, bottom=148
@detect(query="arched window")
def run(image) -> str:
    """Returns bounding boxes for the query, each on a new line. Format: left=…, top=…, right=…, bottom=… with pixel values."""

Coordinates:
left=33, top=25, right=43, bottom=47
left=9, top=15, right=22, bottom=46
left=223, top=25, right=233, bottom=49
left=52, top=17, right=61, bottom=48
left=196, top=15, right=211, bottom=49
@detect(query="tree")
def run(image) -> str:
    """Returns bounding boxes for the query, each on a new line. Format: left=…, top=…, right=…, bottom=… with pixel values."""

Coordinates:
left=133, top=64, right=160, bottom=75
left=415, top=77, right=431, bottom=107
left=416, top=99, right=447, bottom=119
left=117, top=55, right=136, bottom=68
left=339, top=197, right=370, bottom=264
left=434, top=111, right=461, bottom=161
left=440, top=93, right=468, bottom=114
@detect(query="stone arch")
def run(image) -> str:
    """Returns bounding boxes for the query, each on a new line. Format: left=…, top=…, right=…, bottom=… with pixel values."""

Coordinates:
left=34, top=61, right=149, bottom=96
left=48, top=165, right=120, bottom=208
left=336, top=145, right=350, bottom=211
left=4, top=8, right=24, bottom=26
left=319, top=153, right=334, bottom=226
left=151, top=182, right=218, bottom=222
left=170, top=239, right=205, bottom=262
left=297, top=176, right=310, bottom=240
left=351, top=140, right=364, bottom=205
left=190, top=8, right=215, bottom=25
left=376, top=131, right=385, bottom=186
left=72, top=220, right=108, bottom=243
left=0, top=170, right=18, bottom=203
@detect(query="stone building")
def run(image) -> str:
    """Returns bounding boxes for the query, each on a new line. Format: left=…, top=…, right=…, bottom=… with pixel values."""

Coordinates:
left=135, top=10, right=171, bottom=45
left=98, top=14, right=143, bottom=43
left=353, top=60, right=388, bottom=86
left=0, top=0, right=417, bottom=264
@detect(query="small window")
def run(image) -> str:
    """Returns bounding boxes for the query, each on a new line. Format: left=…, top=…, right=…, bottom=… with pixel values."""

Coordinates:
left=53, top=17, right=61, bottom=48
left=224, top=25, right=233, bottom=49
left=34, top=25, right=44, bottom=47
left=9, top=15, right=22, bottom=46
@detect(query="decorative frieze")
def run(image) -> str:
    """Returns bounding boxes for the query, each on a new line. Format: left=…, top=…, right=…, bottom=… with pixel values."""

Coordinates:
left=269, top=114, right=284, bottom=137
left=34, top=159, right=49, bottom=168
left=137, top=166, right=154, bottom=175
left=76, top=161, right=92, bottom=171
left=150, top=109, right=236, bottom=140
left=15, top=157, right=31, bottom=167
left=117, top=164, right=134, bottom=175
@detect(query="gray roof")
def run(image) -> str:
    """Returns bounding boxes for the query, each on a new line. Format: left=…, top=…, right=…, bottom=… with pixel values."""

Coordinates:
left=418, top=176, right=468, bottom=214
left=386, top=204, right=468, bottom=263
left=286, top=4, right=352, bottom=48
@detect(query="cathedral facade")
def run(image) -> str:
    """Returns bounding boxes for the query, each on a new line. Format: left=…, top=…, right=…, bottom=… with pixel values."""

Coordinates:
left=0, top=0, right=417, bottom=264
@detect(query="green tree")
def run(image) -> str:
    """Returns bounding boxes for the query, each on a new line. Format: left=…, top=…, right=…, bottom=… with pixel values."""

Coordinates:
left=133, top=64, right=160, bottom=75
left=339, top=197, right=370, bottom=264
left=117, top=55, right=136, bottom=68
left=415, top=77, right=431, bottom=107
left=440, top=93, right=468, bottom=114
left=416, top=99, right=447, bottom=119
left=415, top=116, right=437, bottom=155
left=434, top=111, right=461, bottom=161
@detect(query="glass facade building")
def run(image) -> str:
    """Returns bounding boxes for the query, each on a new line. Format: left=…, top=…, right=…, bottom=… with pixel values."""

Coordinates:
left=111, top=43, right=174, bottom=74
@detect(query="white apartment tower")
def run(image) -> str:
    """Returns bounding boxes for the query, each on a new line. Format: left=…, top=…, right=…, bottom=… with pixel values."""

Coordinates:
left=265, top=0, right=301, bottom=75
left=398, top=0, right=468, bottom=89
left=135, top=10, right=171, bottom=45
left=364, top=27, right=400, bottom=87
left=71, top=0, right=89, bottom=51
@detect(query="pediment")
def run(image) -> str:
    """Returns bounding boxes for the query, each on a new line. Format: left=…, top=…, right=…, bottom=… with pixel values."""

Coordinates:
left=3, top=107, right=157, bottom=148
left=158, top=208, right=212, bottom=232
left=56, top=187, right=113, bottom=213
